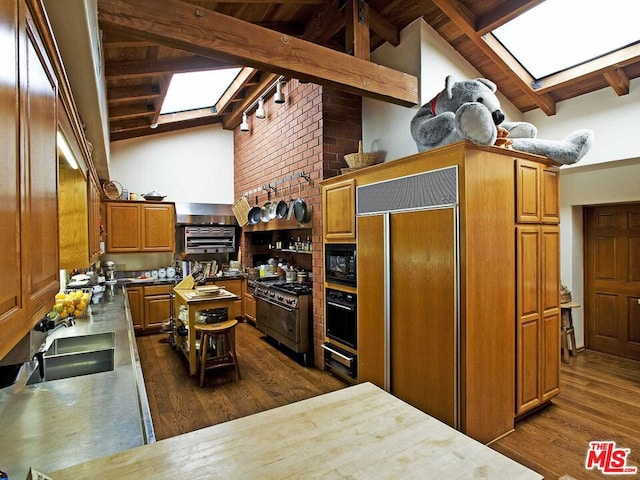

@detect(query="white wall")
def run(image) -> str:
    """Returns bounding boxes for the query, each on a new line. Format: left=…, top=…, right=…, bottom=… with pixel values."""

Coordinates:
left=363, top=19, right=523, bottom=163
left=109, top=123, right=234, bottom=204
left=363, top=18, right=640, bottom=350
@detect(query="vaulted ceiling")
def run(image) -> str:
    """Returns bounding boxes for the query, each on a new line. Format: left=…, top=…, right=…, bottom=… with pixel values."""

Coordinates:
left=97, top=0, right=640, bottom=142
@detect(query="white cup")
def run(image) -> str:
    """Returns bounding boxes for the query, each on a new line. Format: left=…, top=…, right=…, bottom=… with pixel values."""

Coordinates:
left=158, top=268, right=167, bottom=279
left=151, top=270, right=158, bottom=278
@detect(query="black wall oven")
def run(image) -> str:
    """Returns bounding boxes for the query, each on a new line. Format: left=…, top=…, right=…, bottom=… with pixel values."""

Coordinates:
left=325, top=244, right=356, bottom=286
left=325, top=288, right=357, bottom=349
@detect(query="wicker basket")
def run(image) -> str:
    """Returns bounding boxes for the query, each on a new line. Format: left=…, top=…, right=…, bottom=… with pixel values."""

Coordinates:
left=344, top=141, right=378, bottom=169
left=560, top=284, right=572, bottom=304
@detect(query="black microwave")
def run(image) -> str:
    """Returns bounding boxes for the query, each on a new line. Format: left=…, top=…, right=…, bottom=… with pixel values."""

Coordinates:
left=325, top=244, right=356, bottom=286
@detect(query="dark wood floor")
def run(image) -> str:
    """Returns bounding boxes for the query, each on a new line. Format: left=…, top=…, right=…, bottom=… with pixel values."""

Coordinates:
left=137, top=326, right=640, bottom=479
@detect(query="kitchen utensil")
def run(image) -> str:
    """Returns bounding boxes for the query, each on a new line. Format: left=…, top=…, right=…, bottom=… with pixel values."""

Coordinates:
left=293, top=180, right=309, bottom=223
left=260, top=190, right=272, bottom=222
left=267, top=188, right=278, bottom=220
left=232, top=196, right=251, bottom=226
left=276, top=183, right=288, bottom=219
left=286, top=180, right=296, bottom=220
left=142, top=191, right=166, bottom=201
left=248, top=196, right=262, bottom=225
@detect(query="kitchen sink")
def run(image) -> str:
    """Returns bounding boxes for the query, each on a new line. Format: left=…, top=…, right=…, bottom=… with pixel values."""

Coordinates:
left=44, top=332, right=115, bottom=355
left=27, top=349, right=115, bottom=385
left=27, top=332, right=116, bottom=385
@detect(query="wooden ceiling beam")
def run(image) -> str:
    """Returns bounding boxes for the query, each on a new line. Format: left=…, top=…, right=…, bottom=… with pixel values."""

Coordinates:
left=222, top=73, right=281, bottom=129
left=109, top=103, right=156, bottom=121
left=369, top=7, right=399, bottom=47
left=432, top=0, right=556, bottom=115
left=98, top=0, right=417, bottom=106
left=475, top=0, right=545, bottom=36
left=105, top=55, right=238, bottom=79
left=157, top=106, right=218, bottom=124
left=603, top=68, right=630, bottom=97
left=345, top=0, right=370, bottom=60
left=216, top=67, right=258, bottom=115
left=107, top=85, right=161, bottom=103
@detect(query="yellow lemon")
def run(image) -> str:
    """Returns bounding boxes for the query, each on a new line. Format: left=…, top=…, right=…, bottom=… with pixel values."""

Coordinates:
left=53, top=303, right=64, bottom=313
left=59, top=310, right=69, bottom=319
left=76, top=301, right=87, bottom=312
left=66, top=305, right=75, bottom=315
left=55, top=292, right=66, bottom=300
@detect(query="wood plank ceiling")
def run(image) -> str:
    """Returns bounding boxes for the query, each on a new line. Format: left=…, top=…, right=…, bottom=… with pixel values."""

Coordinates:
left=98, top=0, right=640, bottom=142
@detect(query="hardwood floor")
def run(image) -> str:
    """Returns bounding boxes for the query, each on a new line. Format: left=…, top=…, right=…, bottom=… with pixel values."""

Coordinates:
left=491, top=350, right=640, bottom=480
left=136, top=321, right=347, bottom=440
left=137, top=328, right=640, bottom=480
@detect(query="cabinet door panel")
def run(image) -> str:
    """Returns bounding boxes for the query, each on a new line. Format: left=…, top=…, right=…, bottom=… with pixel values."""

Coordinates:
left=141, top=204, right=175, bottom=251
left=541, top=168, right=559, bottom=224
left=144, top=295, right=170, bottom=329
left=390, top=208, right=456, bottom=428
left=127, top=287, right=143, bottom=329
left=516, top=160, right=540, bottom=223
left=106, top=203, right=140, bottom=251
left=324, top=178, right=356, bottom=241
left=22, top=12, right=59, bottom=316
left=517, top=318, right=540, bottom=413
left=356, top=214, right=385, bottom=388
left=0, top=0, right=22, bottom=359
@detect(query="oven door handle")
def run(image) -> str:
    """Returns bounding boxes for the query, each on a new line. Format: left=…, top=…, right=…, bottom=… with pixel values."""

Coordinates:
left=327, top=301, right=354, bottom=312
left=258, top=297, right=295, bottom=312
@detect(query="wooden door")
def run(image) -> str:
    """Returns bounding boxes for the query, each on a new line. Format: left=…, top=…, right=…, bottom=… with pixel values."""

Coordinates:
left=141, top=203, right=175, bottom=251
left=356, top=214, right=385, bottom=388
left=87, top=171, right=102, bottom=262
left=0, top=0, right=22, bottom=360
left=585, top=204, right=640, bottom=360
left=106, top=202, right=140, bottom=251
left=390, top=208, right=456, bottom=428
left=21, top=5, right=59, bottom=319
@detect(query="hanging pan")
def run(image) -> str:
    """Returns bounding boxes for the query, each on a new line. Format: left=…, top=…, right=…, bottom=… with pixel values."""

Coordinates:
left=247, top=196, right=262, bottom=225
left=276, top=182, right=289, bottom=219
left=260, top=190, right=272, bottom=222
left=293, top=180, right=308, bottom=223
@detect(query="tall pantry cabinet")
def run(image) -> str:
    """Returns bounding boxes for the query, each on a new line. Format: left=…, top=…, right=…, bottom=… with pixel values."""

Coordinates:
left=322, top=142, right=561, bottom=444
left=0, top=0, right=60, bottom=360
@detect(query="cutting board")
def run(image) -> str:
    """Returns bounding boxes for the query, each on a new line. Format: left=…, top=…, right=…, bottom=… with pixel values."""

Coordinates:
left=232, top=197, right=250, bottom=226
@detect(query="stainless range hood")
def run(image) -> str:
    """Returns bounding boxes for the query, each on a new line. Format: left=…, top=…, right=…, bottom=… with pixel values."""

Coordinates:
left=174, top=202, right=237, bottom=226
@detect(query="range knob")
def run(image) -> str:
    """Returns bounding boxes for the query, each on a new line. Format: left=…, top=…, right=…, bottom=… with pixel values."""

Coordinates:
left=277, top=295, right=284, bottom=301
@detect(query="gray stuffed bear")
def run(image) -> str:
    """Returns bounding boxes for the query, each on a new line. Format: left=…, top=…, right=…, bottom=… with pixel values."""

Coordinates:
left=410, top=75, right=594, bottom=165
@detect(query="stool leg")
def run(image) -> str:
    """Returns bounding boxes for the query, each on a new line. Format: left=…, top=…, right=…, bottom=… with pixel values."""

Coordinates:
left=561, top=328, right=569, bottom=364
left=568, top=328, right=577, bottom=357
left=228, top=329, right=241, bottom=381
left=199, top=332, right=208, bottom=387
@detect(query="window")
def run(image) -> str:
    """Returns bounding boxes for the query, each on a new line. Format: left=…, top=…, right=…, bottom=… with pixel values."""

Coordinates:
left=160, top=68, right=242, bottom=114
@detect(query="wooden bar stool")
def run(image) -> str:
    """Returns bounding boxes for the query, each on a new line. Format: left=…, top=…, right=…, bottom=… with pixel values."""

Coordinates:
left=195, top=319, right=241, bottom=387
left=560, top=302, right=579, bottom=363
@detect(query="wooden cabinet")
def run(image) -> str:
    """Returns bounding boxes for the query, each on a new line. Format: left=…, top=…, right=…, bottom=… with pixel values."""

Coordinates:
left=244, top=290, right=256, bottom=323
left=322, top=178, right=356, bottom=241
left=58, top=162, right=89, bottom=270
left=127, top=284, right=172, bottom=333
left=105, top=201, right=175, bottom=253
left=323, top=143, right=562, bottom=444
left=0, top=0, right=60, bottom=360
left=87, top=171, right=102, bottom=262
left=516, top=159, right=559, bottom=224
left=126, top=287, right=143, bottom=330
left=206, top=278, right=244, bottom=319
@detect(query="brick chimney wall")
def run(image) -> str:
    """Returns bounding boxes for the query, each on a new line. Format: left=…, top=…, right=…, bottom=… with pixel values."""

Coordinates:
left=234, top=79, right=362, bottom=368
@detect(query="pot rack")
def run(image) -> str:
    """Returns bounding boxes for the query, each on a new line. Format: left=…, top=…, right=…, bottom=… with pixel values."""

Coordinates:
left=242, top=170, right=312, bottom=198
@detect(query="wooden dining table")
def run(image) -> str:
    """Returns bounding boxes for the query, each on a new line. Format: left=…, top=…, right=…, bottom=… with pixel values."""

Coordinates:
left=49, top=382, right=542, bottom=479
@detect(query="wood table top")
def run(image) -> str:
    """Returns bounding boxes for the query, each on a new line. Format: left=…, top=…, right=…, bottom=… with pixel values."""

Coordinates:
left=49, top=382, right=542, bottom=479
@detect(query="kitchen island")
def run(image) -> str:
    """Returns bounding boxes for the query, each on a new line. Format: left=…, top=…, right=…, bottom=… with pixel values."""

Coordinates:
left=0, top=284, right=154, bottom=479
left=49, top=382, right=542, bottom=479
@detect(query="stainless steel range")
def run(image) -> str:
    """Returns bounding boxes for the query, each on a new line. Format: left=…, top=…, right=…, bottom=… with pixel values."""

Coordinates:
left=254, top=281, right=313, bottom=365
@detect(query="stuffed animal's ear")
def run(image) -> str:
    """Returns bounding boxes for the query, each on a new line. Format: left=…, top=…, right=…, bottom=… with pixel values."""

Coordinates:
left=445, top=75, right=456, bottom=99
left=474, top=78, right=497, bottom=93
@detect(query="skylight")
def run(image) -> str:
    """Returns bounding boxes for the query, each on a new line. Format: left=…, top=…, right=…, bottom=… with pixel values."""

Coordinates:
left=492, top=0, right=640, bottom=79
left=160, top=68, right=242, bottom=114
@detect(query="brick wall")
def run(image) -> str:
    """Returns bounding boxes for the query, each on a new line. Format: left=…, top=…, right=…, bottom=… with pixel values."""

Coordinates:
left=234, top=79, right=361, bottom=368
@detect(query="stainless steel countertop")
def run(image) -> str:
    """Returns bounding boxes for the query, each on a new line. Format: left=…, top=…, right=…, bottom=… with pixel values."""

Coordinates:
left=0, top=285, right=153, bottom=479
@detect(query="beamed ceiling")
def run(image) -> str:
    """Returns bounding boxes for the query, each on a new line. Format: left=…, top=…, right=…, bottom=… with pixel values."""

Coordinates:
left=97, top=0, right=640, bottom=142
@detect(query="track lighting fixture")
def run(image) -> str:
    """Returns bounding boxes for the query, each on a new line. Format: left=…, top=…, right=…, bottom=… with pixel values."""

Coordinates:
left=255, top=98, right=266, bottom=119
left=274, top=80, right=285, bottom=104
left=240, top=113, right=250, bottom=132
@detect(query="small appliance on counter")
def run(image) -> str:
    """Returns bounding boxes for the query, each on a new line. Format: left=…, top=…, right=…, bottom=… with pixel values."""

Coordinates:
left=103, top=261, right=117, bottom=284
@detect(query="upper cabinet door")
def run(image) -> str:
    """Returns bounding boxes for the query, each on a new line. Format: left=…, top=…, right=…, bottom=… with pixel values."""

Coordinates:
left=0, top=0, right=22, bottom=358
left=141, top=203, right=175, bottom=251
left=106, top=202, right=141, bottom=252
left=323, top=178, right=356, bottom=242
left=21, top=4, right=59, bottom=317
left=516, top=159, right=560, bottom=224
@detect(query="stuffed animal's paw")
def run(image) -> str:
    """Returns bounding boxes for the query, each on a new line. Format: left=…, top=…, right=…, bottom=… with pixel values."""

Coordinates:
left=501, top=121, right=537, bottom=139
left=455, top=102, right=497, bottom=146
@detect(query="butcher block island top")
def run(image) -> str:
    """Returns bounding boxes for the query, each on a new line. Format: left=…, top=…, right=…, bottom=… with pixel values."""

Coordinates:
left=49, top=383, right=542, bottom=479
